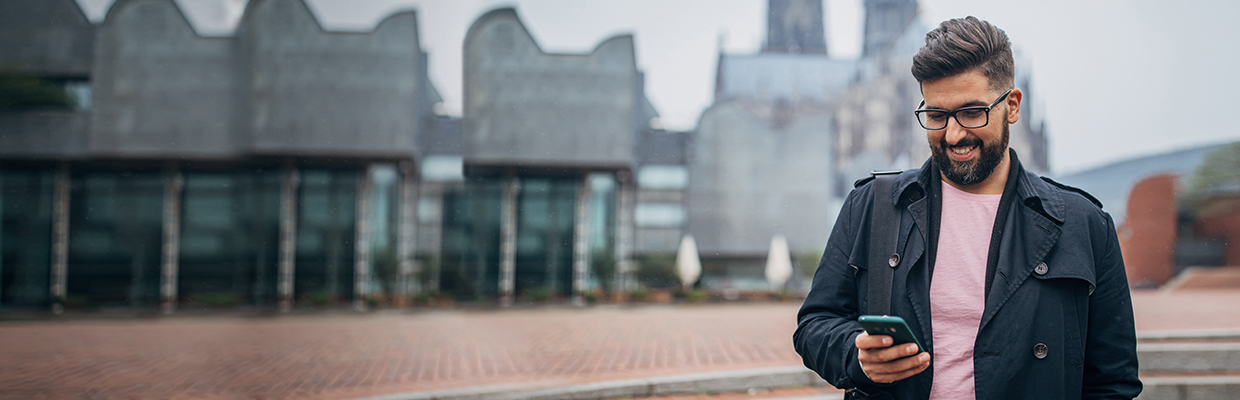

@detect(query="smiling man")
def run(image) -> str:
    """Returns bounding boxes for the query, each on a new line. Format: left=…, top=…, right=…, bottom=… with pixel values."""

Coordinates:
left=793, top=17, right=1142, bottom=400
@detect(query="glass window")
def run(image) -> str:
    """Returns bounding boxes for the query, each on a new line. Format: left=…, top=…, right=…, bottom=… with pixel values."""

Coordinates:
left=0, top=168, right=54, bottom=308
left=635, top=203, right=685, bottom=227
left=439, top=177, right=502, bottom=300
left=513, top=177, right=578, bottom=299
left=67, top=171, right=163, bottom=308
left=421, top=155, right=463, bottom=182
left=367, top=164, right=401, bottom=300
left=294, top=168, right=358, bottom=306
left=179, top=169, right=281, bottom=307
left=637, top=165, right=688, bottom=189
left=586, top=173, right=616, bottom=292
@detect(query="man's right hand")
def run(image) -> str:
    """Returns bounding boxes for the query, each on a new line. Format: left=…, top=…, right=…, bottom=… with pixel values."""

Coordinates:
left=855, top=332, right=931, bottom=383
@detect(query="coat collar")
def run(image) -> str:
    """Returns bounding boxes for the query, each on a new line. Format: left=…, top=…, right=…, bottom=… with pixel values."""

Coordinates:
left=888, top=149, right=1065, bottom=225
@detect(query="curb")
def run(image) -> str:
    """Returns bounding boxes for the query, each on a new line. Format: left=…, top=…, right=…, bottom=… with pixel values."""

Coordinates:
left=350, top=366, right=832, bottom=400
left=1138, top=376, right=1240, bottom=400
left=1137, top=329, right=1240, bottom=342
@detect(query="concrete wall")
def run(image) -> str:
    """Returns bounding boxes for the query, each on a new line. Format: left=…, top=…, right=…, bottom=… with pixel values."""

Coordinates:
left=91, top=0, right=236, bottom=157
left=688, top=99, right=835, bottom=256
left=463, top=8, right=638, bottom=169
left=0, top=0, right=94, bottom=76
left=238, top=0, right=423, bottom=157
left=0, top=112, right=89, bottom=158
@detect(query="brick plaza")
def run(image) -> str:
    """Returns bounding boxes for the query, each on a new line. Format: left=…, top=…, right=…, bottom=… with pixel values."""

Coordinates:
left=3, top=290, right=1240, bottom=399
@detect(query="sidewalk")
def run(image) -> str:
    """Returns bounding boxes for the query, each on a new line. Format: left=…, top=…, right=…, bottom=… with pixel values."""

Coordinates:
left=2, top=289, right=1239, bottom=400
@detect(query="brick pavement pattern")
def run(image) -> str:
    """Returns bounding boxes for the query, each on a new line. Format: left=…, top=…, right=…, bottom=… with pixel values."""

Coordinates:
left=2, top=289, right=1240, bottom=400
left=0, top=304, right=804, bottom=400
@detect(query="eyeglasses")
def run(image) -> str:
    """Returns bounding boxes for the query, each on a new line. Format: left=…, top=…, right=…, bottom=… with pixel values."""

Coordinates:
left=914, top=88, right=1013, bottom=130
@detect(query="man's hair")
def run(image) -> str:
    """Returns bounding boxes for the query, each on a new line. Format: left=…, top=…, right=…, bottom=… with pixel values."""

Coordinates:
left=912, top=16, right=1013, bottom=92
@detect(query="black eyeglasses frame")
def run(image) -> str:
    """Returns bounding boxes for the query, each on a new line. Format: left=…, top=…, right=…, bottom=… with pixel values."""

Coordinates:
left=914, top=88, right=1014, bottom=130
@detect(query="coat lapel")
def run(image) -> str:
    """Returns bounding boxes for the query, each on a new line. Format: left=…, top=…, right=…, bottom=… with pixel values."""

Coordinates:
left=978, top=180, right=1064, bottom=332
left=905, top=196, right=932, bottom=343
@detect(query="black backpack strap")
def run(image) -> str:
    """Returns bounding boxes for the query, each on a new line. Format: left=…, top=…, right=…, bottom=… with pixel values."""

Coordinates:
left=867, top=172, right=901, bottom=316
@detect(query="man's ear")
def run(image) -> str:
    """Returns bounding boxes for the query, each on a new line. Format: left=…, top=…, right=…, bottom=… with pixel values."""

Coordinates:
left=1006, top=88, right=1023, bottom=124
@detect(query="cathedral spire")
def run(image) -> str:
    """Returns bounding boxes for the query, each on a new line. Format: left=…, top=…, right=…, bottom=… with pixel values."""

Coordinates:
left=762, top=0, right=828, bottom=55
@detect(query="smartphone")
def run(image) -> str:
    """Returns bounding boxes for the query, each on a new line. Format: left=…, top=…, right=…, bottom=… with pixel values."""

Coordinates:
left=858, top=315, right=924, bottom=353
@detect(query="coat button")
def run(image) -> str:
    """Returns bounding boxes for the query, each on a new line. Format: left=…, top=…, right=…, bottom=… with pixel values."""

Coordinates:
left=1034, top=262, right=1048, bottom=275
left=888, top=253, right=900, bottom=268
left=1033, top=343, right=1049, bottom=359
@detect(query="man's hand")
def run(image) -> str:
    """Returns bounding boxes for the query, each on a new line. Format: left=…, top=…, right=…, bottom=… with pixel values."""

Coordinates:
left=855, top=332, right=931, bottom=383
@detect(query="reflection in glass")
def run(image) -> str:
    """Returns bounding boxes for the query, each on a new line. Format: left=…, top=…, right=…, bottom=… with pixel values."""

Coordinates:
left=0, top=168, right=54, bottom=308
left=587, top=174, right=616, bottom=292
left=514, top=177, right=578, bottom=299
left=439, top=177, right=502, bottom=300
left=295, top=169, right=358, bottom=306
left=67, top=171, right=163, bottom=308
left=367, top=165, right=400, bottom=299
left=179, top=170, right=281, bottom=307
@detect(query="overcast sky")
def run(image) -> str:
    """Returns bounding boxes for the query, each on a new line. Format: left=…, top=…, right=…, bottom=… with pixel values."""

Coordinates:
left=75, top=0, right=1240, bottom=174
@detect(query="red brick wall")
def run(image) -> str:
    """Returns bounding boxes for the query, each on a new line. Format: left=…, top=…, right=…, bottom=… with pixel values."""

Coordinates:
left=1118, top=174, right=1179, bottom=287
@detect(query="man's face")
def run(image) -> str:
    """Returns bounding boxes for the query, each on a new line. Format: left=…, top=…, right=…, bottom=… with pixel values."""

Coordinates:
left=920, top=70, right=1020, bottom=188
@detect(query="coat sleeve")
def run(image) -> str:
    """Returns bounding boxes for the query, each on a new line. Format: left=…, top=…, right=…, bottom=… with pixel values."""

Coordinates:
left=1082, top=213, right=1143, bottom=399
left=793, top=185, right=887, bottom=392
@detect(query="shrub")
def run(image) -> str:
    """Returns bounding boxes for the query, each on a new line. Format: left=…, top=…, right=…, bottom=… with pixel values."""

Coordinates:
left=526, top=288, right=552, bottom=302
left=193, top=293, right=239, bottom=308
left=635, top=253, right=678, bottom=288
left=630, top=287, right=649, bottom=302
left=306, top=291, right=333, bottom=306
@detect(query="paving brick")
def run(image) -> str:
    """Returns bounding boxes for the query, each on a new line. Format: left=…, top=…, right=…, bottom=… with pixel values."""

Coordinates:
left=3, top=289, right=1240, bottom=400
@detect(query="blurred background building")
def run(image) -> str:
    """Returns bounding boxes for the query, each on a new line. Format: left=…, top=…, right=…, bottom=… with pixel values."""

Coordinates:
left=7, top=0, right=1233, bottom=313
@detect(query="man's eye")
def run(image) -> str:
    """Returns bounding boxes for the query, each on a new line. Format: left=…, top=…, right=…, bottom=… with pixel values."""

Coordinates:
left=926, top=112, right=947, bottom=120
left=958, top=109, right=986, bottom=118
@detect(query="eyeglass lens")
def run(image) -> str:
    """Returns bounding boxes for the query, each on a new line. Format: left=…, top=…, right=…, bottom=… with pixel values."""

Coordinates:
left=918, top=108, right=989, bottom=130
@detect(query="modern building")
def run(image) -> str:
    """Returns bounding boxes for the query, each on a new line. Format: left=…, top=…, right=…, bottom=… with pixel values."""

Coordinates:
left=0, top=0, right=439, bottom=312
left=459, top=8, right=667, bottom=304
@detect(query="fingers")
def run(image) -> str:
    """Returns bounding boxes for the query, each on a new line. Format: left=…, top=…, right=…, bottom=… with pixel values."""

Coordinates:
left=859, top=342, right=921, bottom=363
left=865, top=352, right=931, bottom=383
left=854, top=332, right=892, bottom=349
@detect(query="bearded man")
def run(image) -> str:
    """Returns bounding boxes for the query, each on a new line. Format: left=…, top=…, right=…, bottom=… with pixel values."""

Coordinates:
left=793, top=16, right=1142, bottom=400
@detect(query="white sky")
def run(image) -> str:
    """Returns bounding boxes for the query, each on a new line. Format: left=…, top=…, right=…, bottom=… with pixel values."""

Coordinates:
left=74, top=0, right=1240, bottom=174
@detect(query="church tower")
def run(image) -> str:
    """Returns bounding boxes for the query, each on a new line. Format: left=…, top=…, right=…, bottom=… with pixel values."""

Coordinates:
left=762, top=0, right=828, bottom=55
left=862, top=0, right=917, bottom=57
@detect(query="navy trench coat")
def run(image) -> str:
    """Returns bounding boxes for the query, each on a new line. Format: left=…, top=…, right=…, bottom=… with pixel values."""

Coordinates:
left=793, top=154, right=1142, bottom=400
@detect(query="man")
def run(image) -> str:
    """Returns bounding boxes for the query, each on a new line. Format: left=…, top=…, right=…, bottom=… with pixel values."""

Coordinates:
left=793, top=16, right=1141, bottom=400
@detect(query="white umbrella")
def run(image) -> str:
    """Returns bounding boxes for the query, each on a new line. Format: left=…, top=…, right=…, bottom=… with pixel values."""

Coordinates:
left=765, top=235, right=793, bottom=292
left=676, top=235, right=701, bottom=291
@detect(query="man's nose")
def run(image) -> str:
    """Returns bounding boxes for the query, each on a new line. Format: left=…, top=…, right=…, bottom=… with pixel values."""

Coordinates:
left=944, top=116, right=968, bottom=145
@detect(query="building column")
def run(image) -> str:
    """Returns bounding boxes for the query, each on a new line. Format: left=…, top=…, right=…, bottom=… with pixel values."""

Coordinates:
left=353, top=165, right=375, bottom=311
left=498, top=175, right=519, bottom=306
left=614, top=170, right=636, bottom=293
left=49, top=165, right=70, bottom=315
left=572, top=174, right=592, bottom=306
left=396, top=161, right=420, bottom=306
left=277, top=166, right=299, bottom=312
left=160, top=167, right=183, bottom=314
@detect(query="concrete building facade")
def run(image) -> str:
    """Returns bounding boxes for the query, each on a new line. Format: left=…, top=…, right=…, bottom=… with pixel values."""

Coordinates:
left=0, top=0, right=436, bottom=312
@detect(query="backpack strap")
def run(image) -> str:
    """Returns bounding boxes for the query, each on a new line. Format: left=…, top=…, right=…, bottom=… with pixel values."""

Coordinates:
left=866, top=172, right=901, bottom=316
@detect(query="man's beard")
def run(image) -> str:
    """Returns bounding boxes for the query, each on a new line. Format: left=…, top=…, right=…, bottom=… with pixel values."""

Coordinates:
left=931, top=121, right=1009, bottom=187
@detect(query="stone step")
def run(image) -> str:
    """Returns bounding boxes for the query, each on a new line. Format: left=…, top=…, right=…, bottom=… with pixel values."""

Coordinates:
left=1137, top=376, right=1240, bottom=400
left=1140, top=342, right=1240, bottom=374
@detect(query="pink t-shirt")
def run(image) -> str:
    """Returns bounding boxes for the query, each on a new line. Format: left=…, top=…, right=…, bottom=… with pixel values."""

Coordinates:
left=929, top=182, right=1001, bottom=400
